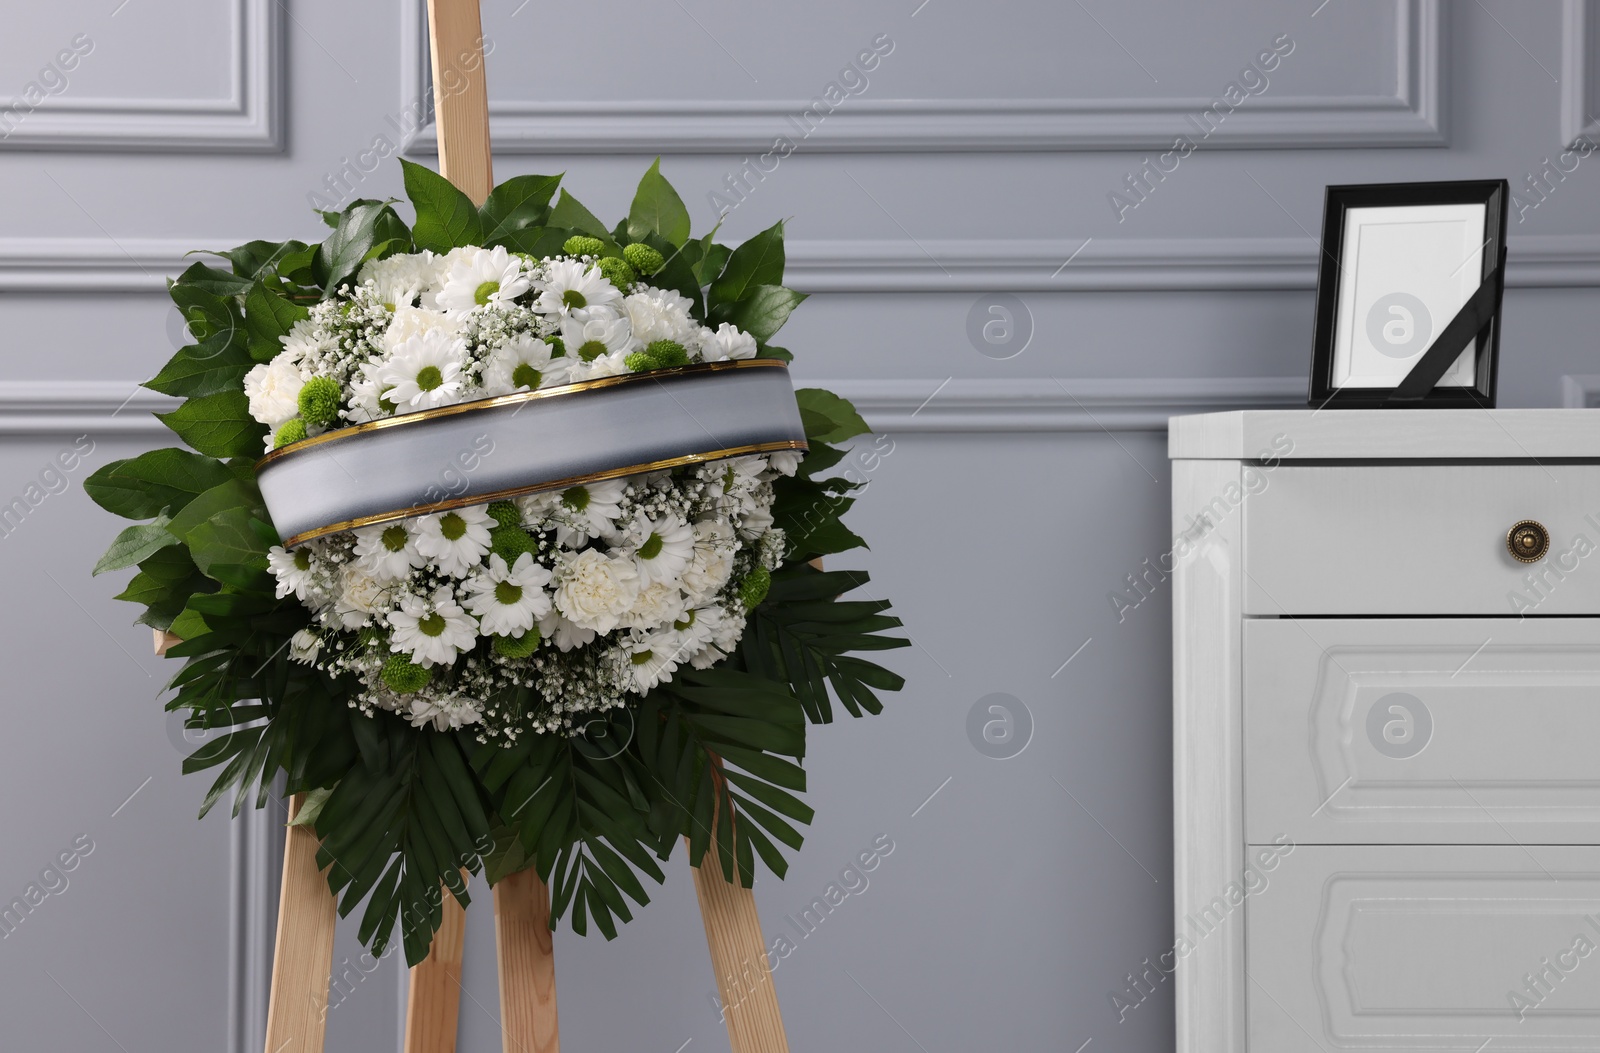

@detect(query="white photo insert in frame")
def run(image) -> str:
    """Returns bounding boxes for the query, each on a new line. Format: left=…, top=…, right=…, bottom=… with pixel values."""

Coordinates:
left=1309, top=181, right=1507, bottom=409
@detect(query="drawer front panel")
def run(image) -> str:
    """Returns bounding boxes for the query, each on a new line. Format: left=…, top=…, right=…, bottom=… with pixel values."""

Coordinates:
left=1243, top=464, right=1600, bottom=615
left=1248, top=845, right=1600, bottom=1052
left=1245, top=618, right=1600, bottom=845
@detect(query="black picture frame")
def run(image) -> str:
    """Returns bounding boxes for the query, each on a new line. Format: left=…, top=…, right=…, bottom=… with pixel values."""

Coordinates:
left=1308, top=179, right=1508, bottom=409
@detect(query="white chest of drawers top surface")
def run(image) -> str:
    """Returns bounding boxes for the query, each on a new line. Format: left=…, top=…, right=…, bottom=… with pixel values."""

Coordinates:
left=1169, top=407, right=1600, bottom=461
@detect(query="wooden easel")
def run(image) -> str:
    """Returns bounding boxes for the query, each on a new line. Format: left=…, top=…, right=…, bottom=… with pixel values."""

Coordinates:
left=248, top=2, right=794, bottom=1050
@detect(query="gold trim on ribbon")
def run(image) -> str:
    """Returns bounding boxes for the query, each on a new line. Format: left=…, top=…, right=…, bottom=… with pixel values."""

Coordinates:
left=256, top=358, right=791, bottom=471
left=281, top=438, right=809, bottom=547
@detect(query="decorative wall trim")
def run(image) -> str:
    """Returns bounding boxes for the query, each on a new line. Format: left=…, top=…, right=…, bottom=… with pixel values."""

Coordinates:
left=0, top=0, right=283, bottom=152
left=228, top=801, right=280, bottom=1053
left=1562, top=0, right=1600, bottom=146
left=0, top=376, right=1303, bottom=436
left=10, top=234, right=1600, bottom=295
left=399, top=0, right=1443, bottom=153
left=1562, top=374, right=1600, bottom=407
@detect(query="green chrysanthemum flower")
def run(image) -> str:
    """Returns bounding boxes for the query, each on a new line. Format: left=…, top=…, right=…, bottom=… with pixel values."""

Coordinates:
left=297, top=376, right=343, bottom=427
left=546, top=336, right=566, bottom=358
left=645, top=340, right=689, bottom=368
left=622, top=242, right=665, bottom=275
left=493, top=627, right=541, bottom=658
left=596, top=256, right=636, bottom=289
left=486, top=501, right=522, bottom=529
left=562, top=235, right=605, bottom=258
left=739, top=566, right=771, bottom=609
left=490, top=525, right=538, bottom=562
left=624, top=351, right=658, bottom=373
left=380, top=655, right=432, bottom=694
left=273, top=418, right=307, bottom=449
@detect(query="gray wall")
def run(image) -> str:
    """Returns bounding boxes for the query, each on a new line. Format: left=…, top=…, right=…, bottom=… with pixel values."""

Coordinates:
left=2, top=0, right=1598, bottom=1049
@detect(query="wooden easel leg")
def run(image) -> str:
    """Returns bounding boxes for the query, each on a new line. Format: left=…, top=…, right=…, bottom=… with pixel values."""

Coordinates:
left=692, top=854, right=791, bottom=1053
left=262, top=794, right=338, bottom=1053
left=403, top=879, right=468, bottom=1053
left=493, top=868, right=560, bottom=1053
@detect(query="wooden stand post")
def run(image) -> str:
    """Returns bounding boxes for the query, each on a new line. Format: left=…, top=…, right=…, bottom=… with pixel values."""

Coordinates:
left=261, top=795, right=338, bottom=1053
left=693, top=854, right=792, bottom=1053
left=493, top=868, right=561, bottom=1053
left=403, top=883, right=468, bottom=1053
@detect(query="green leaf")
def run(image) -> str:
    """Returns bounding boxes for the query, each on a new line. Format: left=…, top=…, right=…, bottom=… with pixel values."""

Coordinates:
left=175, top=261, right=252, bottom=297
left=145, top=332, right=253, bottom=398
left=401, top=158, right=484, bottom=253
left=693, top=237, right=732, bottom=287
left=794, top=388, right=870, bottom=444
left=84, top=449, right=235, bottom=520
left=708, top=221, right=785, bottom=309
left=549, top=190, right=610, bottom=238
left=167, top=605, right=211, bottom=643
left=216, top=239, right=311, bottom=282
left=244, top=282, right=310, bottom=362
left=94, top=516, right=177, bottom=574
left=289, top=786, right=335, bottom=827
left=627, top=159, right=692, bottom=248
left=156, top=391, right=265, bottom=459
left=187, top=507, right=271, bottom=580
left=165, top=478, right=264, bottom=541
left=315, top=201, right=411, bottom=294
left=707, top=285, right=806, bottom=343
left=480, top=174, right=564, bottom=243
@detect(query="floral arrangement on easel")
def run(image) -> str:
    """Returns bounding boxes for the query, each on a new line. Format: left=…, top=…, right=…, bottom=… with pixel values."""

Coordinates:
left=89, top=158, right=906, bottom=963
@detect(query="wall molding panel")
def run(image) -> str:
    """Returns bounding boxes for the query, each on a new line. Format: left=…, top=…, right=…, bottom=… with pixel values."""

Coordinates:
left=398, top=0, right=1443, bottom=154
left=1563, top=374, right=1600, bottom=407
left=8, top=233, right=1600, bottom=295
left=1563, top=0, right=1600, bottom=146
left=0, top=0, right=283, bottom=152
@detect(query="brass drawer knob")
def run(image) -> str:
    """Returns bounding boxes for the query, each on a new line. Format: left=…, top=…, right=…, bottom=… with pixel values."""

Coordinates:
left=1507, top=520, right=1550, bottom=563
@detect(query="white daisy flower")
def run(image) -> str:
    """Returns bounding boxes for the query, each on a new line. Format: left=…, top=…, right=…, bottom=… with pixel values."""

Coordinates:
left=462, top=552, right=553, bottom=636
left=480, top=334, right=572, bottom=396
left=352, top=520, right=427, bottom=582
left=554, top=479, right=625, bottom=547
left=267, top=545, right=320, bottom=603
left=670, top=605, right=717, bottom=657
left=414, top=505, right=494, bottom=577
left=623, top=288, right=697, bottom=347
left=687, top=604, right=744, bottom=669
left=435, top=246, right=532, bottom=314
left=680, top=519, right=737, bottom=605
left=516, top=490, right=563, bottom=525
left=405, top=693, right=483, bottom=731
left=766, top=450, right=802, bottom=477
left=560, top=311, right=633, bottom=366
left=345, top=359, right=390, bottom=423
left=554, top=548, right=641, bottom=634
left=244, top=358, right=305, bottom=429
left=536, top=258, right=623, bottom=318
left=388, top=585, right=479, bottom=667
left=378, top=328, right=468, bottom=411
left=538, top=609, right=596, bottom=652
left=622, top=627, right=686, bottom=693
left=700, top=321, right=758, bottom=361
left=566, top=350, right=633, bottom=383
left=624, top=511, right=694, bottom=586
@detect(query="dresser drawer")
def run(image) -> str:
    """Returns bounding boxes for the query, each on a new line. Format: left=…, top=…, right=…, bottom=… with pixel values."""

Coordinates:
left=1244, top=464, right=1600, bottom=615
left=1247, top=845, right=1600, bottom=1052
left=1245, top=618, right=1600, bottom=845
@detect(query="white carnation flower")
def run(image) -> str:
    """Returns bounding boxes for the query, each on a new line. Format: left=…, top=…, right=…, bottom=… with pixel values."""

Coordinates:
left=554, top=549, right=641, bottom=634
left=382, top=305, right=457, bottom=353
left=624, top=580, right=689, bottom=631
left=623, top=288, right=697, bottom=347
left=436, top=246, right=532, bottom=314
left=360, top=251, right=436, bottom=309
left=333, top=564, right=388, bottom=630
left=378, top=328, right=467, bottom=411
left=481, top=334, right=572, bottom=396
left=700, top=322, right=758, bottom=361
left=462, top=552, right=553, bottom=636
left=244, top=358, right=306, bottom=429
left=414, top=505, right=494, bottom=577
left=536, top=258, right=622, bottom=318
left=388, top=585, right=478, bottom=667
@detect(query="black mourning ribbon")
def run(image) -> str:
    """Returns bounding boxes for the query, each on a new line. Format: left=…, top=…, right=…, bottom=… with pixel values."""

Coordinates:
left=1386, top=245, right=1507, bottom=403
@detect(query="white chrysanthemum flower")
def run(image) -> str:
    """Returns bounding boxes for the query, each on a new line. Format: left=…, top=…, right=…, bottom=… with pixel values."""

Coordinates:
left=352, top=520, right=427, bottom=582
left=553, top=479, right=625, bottom=547
left=244, top=358, right=305, bottom=429
left=681, top=519, right=737, bottom=605
left=289, top=628, right=322, bottom=665
left=623, top=627, right=685, bottom=693
left=624, top=511, right=694, bottom=586
left=360, top=251, right=436, bottom=309
left=560, top=311, right=633, bottom=366
left=436, top=246, right=532, bottom=314
left=536, top=258, right=623, bottom=318
left=406, top=693, right=483, bottom=731
left=388, top=585, right=479, bottom=667
left=382, top=305, right=457, bottom=353
left=738, top=505, right=775, bottom=540
left=267, top=545, right=319, bottom=603
left=345, top=359, right=390, bottom=423
left=625, top=580, right=689, bottom=631
left=671, top=605, right=717, bottom=656
left=279, top=318, right=323, bottom=362
left=687, top=604, right=744, bottom=669
left=700, top=321, right=758, bottom=361
left=462, top=552, right=553, bottom=636
left=554, top=549, right=641, bottom=634
left=766, top=450, right=802, bottom=477
left=414, top=505, right=494, bottom=577
left=715, top=456, right=767, bottom=517
left=480, top=334, right=572, bottom=396
left=378, top=328, right=467, bottom=411
left=333, top=564, right=388, bottom=630
left=538, top=609, right=596, bottom=652
left=567, top=350, right=632, bottom=383
left=515, top=490, right=562, bottom=526
left=623, top=288, right=697, bottom=347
